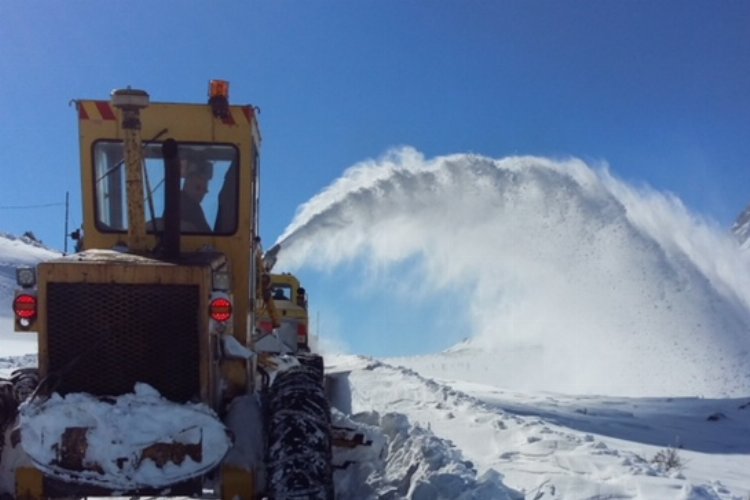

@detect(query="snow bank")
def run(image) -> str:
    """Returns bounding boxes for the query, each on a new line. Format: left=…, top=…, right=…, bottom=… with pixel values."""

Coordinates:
left=348, top=355, right=750, bottom=499
left=332, top=409, right=521, bottom=499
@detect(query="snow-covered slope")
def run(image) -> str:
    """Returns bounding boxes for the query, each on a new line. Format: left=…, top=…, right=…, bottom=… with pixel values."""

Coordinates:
left=276, top=150, right=750, bottom=397
left=0, top=233, right=59, bottom=355
left=0, top=233, right=60, bottom=314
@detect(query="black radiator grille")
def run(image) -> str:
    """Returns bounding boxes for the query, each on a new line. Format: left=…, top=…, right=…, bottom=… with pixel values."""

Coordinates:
left=46, top=283, right=201, bottom=402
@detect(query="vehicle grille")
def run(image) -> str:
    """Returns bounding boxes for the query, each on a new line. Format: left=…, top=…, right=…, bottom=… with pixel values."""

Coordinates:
left=46, top=283, right=201, bottom=402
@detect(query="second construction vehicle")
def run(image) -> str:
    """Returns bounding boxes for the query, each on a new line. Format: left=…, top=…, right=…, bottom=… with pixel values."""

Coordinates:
left=1, top=82, right=334, bottom=499
left=257, top=272, right=311, bottom=353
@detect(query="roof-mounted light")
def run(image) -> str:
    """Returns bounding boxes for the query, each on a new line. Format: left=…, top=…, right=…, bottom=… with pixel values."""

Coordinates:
left=209, top=80, right=230, bottom=100
left=208, top=80, right=230, bottom=119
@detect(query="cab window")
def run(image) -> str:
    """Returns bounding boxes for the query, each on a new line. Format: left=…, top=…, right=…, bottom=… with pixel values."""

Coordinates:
left=93, top=141, right=239, bottom=235
left=271, top=284, right=293, bottom=301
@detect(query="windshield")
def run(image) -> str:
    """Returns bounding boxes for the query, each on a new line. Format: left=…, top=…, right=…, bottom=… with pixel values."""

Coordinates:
left=93, top=141, right=239, bottom=235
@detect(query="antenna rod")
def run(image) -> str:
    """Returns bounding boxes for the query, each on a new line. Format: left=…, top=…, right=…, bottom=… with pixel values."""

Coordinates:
left=64, top=191, right=69, bottom=254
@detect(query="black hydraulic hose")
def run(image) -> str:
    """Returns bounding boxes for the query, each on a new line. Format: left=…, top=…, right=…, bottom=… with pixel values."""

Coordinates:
left=94, top=128, right=168, bottom=184
left=162, top=138, right=181, bottom=259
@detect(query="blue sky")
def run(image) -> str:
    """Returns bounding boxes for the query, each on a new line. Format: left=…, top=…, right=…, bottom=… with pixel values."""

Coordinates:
left=1, top=1, right=749, bottom=355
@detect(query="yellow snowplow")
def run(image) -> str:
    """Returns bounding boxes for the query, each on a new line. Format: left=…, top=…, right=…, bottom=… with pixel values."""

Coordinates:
left=1, top=82, right=334, bottom=499
left=257, top=272, right=311, bottom=352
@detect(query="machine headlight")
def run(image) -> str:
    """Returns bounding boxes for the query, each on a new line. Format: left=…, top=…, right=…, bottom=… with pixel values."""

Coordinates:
left=16, top=267, right=36, bottom=288
left=212, top=270, right=231, bottom=291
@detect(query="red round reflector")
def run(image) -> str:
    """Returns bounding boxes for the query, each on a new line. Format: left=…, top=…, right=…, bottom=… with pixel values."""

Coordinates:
left=210, top=298, right=232, bottom=322
left=14, top=294, right=37, bottom=320
left=297, top=323, right=308, bottom=346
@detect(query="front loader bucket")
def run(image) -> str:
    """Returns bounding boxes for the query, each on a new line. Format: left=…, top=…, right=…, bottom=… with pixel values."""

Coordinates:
left=17, top=384, right=232, bottom=492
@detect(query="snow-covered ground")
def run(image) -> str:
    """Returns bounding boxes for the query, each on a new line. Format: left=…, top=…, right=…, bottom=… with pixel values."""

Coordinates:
left=347, top=354, right=750, bottom=499
left=4, top=344, right=748, bottom=499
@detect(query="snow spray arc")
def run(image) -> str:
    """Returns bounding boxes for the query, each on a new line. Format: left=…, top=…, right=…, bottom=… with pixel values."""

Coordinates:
left=272, top=147, right=750, bottom=397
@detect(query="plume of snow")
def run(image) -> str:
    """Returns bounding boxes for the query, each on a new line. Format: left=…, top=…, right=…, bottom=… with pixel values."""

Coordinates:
left=274, top=148, right=750, bottom=396
left=732, top=204, right=750, bottom=251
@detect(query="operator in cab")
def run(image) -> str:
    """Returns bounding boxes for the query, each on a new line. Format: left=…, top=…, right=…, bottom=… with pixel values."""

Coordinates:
left=181, top=158, right=212, bottom=232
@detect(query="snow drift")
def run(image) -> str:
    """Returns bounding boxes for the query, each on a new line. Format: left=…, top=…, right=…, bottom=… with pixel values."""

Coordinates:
left=275, top=148, right=750, bottom=397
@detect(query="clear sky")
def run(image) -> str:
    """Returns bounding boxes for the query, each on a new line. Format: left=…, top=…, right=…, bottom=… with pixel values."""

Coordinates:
left=1, top=1, right=749, bottom=355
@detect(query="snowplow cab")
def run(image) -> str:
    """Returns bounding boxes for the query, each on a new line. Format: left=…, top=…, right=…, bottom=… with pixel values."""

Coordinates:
left=258, top=272, right=310, bottom=351
left=3, top=83, right=335, bottom=499
left=43, top=85, right=261, bottom=404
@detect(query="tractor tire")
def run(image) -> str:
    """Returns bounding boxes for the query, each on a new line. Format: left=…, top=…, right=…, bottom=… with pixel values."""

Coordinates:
left=0, top=380, right=14, bottom=430
left=11, top=368, right=39, bottom=403
left=0, top=379, right=14, bottom=467
left=296, top=353, right=325, bottom=378
left=265, top=360, right=333, bottom=500
left=0, top=368, right=38, bottom=469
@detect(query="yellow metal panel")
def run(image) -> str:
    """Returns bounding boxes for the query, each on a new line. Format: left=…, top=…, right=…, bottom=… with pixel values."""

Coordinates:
left=220, top=464, right=257, bottom=500
left=75, top=98, right=260, bottom=357
left=15, top=466, right=44, bottom=499
left=35, top=255, right=215, bottom=401
left=38, top=256, right=212, bottom=285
